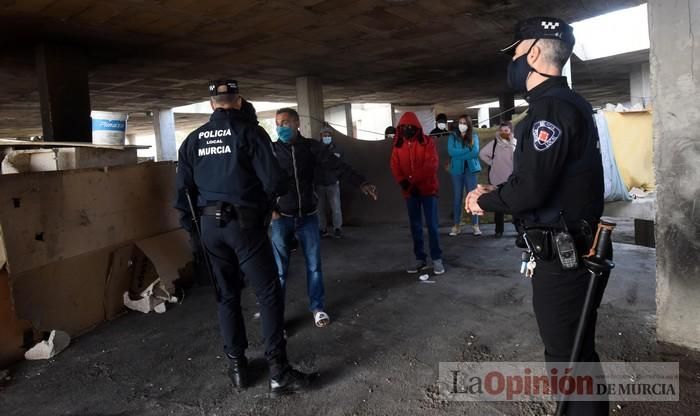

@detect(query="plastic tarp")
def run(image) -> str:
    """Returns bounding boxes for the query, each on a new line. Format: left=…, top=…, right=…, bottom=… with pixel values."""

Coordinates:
left=603, top=111, right=655, bottom=192
left=595, top=112, right=631, bottom=202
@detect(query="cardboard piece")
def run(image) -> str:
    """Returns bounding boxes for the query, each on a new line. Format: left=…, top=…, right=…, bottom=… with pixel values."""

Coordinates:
left=0, top=162, right=179, bottom=275
left=11, top=248, right=111, bottom=335
left=133, top=229, right=191, bottom=292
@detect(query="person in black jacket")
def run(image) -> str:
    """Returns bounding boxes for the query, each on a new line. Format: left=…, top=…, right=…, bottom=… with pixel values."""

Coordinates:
left=315, top=125, right=344, bottom=238
left=429, top=113, right=449, bottom=137
left=271, top=108, right=377, bottom=328
left=174, top=80, right=310, bottom=396
left=466, top=18, right=609, bottom=416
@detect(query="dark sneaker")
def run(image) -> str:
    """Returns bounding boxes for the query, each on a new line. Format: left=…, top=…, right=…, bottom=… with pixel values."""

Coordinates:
left=227, top=355, right=249, bottom=389
left=320, top=229, right=330, bottom=238
left=269, top=368, right=311, bottom=398
left=407, top=261, right=428, bottom=274
left=334, top=228, right=342, bottom=239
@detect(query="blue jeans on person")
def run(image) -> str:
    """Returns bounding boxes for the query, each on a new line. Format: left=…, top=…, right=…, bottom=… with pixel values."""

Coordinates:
left=270, top=214, right=325, bottom=312
left=451, top=172, right=479, bottom=225
left=406, top=195, right=442, bottom=262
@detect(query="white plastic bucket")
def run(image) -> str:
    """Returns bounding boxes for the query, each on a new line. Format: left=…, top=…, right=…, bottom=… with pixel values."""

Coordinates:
left=91, top=111, right=128, bottom=145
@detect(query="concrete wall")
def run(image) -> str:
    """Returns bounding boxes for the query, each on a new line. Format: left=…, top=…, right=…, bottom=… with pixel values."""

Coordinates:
left=650, top=0, right=700, bottom=350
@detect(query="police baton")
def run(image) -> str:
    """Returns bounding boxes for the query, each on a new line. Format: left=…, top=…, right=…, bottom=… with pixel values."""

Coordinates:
left=555, top=220, right=616, bottom=416
left=185, top=189, right=221, bottom=302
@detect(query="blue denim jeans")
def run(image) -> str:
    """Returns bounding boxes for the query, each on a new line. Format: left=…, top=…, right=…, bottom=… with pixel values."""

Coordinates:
left=406, top=195, right=442, bottom=262
left=451, top=172, right=479, bottom=225
left=270, top=214, right=325, bottom=312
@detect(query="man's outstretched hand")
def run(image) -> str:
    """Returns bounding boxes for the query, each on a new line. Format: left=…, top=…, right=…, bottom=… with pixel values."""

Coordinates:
left=361, top=183, right=379, bottom=200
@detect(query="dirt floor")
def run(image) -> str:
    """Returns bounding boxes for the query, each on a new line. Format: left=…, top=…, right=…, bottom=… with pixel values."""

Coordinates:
left=1, top=221, right=699, bottom=416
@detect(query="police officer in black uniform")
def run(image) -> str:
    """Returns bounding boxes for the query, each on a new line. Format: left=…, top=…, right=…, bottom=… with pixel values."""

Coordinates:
left=466, top=18, right=609, bottom=415
left=175, top=80, right=311, bottom=397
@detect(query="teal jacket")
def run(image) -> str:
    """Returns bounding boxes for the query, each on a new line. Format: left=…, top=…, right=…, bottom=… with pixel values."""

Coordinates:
left=447, top=131, right=481, bottom=175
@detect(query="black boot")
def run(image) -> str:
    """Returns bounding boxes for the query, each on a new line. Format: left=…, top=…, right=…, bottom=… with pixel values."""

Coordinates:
left=269, top=367, right=311, bottom=398
left=227, top=355, right=249, bottom=389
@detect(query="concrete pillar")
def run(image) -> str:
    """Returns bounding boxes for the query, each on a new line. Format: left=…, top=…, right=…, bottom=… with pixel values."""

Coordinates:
left=35, top=44, right=92, bottom=142
left=477, top=106, right=490, bottom=128
left=650, top=0, right=700, bottom=350
left=498, top=92, right=515, bottom=122
left=562, top=59, right=573, bottom=88
left=324, top=103, right=353, bottom=136
left=152, top=109, right=177, bottom=161
left=630, top=63, right=652, bottom=108
left=344, top=103, right=353, bottom=137
left=296, top=76, right=324, bottom=139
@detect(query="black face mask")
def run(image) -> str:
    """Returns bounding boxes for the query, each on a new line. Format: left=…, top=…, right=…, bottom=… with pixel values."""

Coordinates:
left=403, top=125, right=418, bottom=139
left=507, top=53, right=532, bottom=94
left=506, top=39, right=556, bottom=94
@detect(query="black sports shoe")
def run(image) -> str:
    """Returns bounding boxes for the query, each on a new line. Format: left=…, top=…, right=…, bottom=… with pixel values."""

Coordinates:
left=334, top=228, right=342, bottom=239
left=227, top=355, right=249, bottom=389
left=269, top=368, right=311, bottom=398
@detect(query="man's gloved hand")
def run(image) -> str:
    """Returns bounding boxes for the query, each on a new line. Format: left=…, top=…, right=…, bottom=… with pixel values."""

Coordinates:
left=400, top=179, right=411, bottom=191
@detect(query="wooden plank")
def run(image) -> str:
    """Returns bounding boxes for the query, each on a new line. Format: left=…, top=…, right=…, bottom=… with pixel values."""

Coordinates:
left=0, top=162, right=179, bottom=275
left=0, top=139, right=150, bottom=150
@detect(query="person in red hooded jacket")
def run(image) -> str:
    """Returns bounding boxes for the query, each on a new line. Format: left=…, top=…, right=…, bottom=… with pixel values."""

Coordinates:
left=390, top=112, right=444, bottom=275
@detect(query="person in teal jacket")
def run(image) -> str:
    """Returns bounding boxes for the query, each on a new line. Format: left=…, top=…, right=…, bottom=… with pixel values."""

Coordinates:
left=447, top=115, right=482, bottom=236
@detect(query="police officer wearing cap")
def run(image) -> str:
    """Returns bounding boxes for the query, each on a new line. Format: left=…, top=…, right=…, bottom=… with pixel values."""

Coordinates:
left=175, top=80, right=311, bottom=396
left=466, top=18, right=609, bottom=415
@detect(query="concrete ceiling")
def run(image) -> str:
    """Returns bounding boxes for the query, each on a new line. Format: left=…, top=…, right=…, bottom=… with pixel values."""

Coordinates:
left=0, top=0, right=645, bottom=137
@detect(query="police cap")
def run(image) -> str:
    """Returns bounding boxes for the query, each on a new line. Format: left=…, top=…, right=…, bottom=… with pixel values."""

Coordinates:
left=209, top=79, right=239, bottom=96
left=500, top=17, right=575, bottom=56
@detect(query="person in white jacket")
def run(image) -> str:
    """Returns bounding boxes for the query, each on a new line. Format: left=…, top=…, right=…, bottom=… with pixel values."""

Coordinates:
left=478, top=122, right=516, bottom=237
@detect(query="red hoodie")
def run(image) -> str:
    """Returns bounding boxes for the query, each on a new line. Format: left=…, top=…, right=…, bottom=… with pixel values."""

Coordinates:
left=390, top=112, right=439, bottom=198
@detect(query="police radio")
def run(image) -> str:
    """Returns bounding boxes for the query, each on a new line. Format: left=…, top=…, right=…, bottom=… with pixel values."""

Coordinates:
left=554, top=217, right=579, bottom=270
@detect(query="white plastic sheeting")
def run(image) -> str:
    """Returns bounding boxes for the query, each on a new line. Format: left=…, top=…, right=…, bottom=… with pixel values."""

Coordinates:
left=595, top=112, right=631, bottom=202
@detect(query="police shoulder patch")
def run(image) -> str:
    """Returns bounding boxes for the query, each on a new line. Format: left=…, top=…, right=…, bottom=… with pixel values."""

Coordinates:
left=531, top=120, right=562, bottom=151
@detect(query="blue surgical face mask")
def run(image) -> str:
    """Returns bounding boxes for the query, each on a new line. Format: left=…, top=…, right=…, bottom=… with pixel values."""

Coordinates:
left=322, top=136, right=332, bottom=145
left=277, top=126, right=293, bottom=142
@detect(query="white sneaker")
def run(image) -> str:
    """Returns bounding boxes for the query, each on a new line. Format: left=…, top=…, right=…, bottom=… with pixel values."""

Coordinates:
left=449, top=225, right=460, bottom=236
left=433, top=259, right=445, bottom=275
left=472, top=225, right=482, bottom=236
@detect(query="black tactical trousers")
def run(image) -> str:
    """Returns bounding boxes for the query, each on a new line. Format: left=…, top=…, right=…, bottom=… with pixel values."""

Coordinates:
left=531, top=251, right=612, bottom=416
left=200, top=215, right=287, bottom=375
